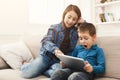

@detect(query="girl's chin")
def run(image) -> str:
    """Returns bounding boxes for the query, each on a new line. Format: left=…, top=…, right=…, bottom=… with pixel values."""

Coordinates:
left=66, top=26, right=71, bottom=28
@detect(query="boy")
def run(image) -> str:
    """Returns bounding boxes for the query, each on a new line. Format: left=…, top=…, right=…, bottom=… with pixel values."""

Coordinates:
left=51, top=23, right=106, bottom=80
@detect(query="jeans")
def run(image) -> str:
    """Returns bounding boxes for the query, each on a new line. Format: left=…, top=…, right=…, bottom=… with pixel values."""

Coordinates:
left=51, top=68, right=93, bottom=80
left=51, top=68, right=72, bottom=80
left=44, top=63, right=62, bottom=77
left=21, top=53, right=61, bottom=78
left=68, top=72, right=92, bottom=80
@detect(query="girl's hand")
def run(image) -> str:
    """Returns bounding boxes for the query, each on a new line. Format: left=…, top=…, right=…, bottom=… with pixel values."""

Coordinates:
left=60, top=61, right=66, bottom=68
left=55, top=49, right=64, bottom=58
left=83, top=61, right=93, bottom=73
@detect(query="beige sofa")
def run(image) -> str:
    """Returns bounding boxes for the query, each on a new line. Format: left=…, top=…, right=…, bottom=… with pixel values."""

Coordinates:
left=0, top=35, right=120, bottom=80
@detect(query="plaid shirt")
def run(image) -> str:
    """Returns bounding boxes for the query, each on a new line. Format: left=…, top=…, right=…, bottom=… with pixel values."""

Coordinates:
left=40, top=22, right=78, bottom=55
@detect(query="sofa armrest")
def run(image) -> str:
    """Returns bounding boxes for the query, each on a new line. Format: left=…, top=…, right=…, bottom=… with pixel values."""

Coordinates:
left=0, top=56, right=9, bottom=69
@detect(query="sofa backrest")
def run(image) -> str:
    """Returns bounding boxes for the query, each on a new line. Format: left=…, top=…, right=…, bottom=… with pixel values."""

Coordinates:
left=96, top=36, right=120, bottom=79
left=24, top=35, right=120, bottom=79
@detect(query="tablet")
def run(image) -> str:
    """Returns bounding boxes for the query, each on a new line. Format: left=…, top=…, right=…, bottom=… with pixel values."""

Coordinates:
left=58, top=55, right=85, bottom=70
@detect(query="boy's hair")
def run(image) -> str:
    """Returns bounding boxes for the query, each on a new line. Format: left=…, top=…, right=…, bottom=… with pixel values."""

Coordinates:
left=78, top=23, right=96, bottom=36
left=62, top=4, right=81, bottom=27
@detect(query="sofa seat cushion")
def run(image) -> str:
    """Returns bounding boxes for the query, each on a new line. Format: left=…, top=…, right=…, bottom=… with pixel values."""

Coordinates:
left=95, top=77, right=119, bottom=80
left=0, top=69, right=49, bottom=80
left=0, top=41, right=33, bottom=69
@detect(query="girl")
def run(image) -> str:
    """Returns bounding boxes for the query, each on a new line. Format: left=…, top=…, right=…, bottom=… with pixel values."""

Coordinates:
left=21, top=4, right=84, bottom=78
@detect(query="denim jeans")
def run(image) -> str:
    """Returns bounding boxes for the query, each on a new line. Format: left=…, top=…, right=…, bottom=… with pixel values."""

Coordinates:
left=21, top=53, right=61, bottom=78
left=44, top=63, right=62, bottom=77
left=51, top=68, right=72, bottom=80
left=68, top=72, right=93, bottom=80
left=51, top=68, right=93, bottom=80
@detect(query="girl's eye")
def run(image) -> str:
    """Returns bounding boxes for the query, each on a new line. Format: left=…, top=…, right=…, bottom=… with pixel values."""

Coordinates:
left=67, top=16, right=71, bottom=19
left=73, top=18, right=77, bottom=22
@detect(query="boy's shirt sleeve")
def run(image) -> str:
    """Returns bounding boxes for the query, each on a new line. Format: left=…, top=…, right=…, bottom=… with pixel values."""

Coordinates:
left=93, top=48, right=106, bottom=74
left=41, top=25, right=59, bottom=54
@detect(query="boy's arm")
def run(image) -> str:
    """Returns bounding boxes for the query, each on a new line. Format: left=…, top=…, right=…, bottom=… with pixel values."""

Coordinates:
left=93, top=48, right=105, bottom=74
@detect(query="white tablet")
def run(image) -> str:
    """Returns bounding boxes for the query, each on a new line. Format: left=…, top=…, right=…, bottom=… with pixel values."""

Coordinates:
left=58, top=55, right=85, bottom=70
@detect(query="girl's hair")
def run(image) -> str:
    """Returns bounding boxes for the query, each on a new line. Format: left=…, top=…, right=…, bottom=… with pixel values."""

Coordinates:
left=78, top=23, right=96, bottom=36
left=62, top=4, right=81, bottom=27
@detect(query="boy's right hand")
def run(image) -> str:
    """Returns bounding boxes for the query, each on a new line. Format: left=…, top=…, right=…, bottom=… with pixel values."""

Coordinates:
left=55, top=49, right=64, bottom=58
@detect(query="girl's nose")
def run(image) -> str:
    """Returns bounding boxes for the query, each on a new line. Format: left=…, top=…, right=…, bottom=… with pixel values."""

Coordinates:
left=69, top=19, right=73, bottom=23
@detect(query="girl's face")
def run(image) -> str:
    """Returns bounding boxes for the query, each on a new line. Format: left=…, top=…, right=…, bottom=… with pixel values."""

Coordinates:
left=64, top=10, right=78, bottom=28
left=78, top=31, right=96, bottom=49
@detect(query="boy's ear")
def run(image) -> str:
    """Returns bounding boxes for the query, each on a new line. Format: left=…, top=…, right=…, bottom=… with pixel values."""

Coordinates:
left=93, top=34, right=96, bottom=40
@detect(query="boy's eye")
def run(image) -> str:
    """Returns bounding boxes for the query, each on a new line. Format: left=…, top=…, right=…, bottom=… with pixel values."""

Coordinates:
left=84, top=37, right=89, bottom=40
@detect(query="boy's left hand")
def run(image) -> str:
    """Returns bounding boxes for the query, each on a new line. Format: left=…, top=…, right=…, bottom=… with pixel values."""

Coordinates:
left=83, top=61, right=93, bottom=73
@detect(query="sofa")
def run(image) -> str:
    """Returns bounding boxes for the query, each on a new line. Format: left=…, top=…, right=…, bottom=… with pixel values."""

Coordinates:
left=0, top=35, right=120, bottom=80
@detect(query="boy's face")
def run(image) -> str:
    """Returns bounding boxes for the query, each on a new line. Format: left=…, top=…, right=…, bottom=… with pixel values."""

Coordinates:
left=78, top=31, right=96, bottom=49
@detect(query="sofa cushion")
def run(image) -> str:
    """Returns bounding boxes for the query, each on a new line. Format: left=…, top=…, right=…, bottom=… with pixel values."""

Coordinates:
left=96, top=36, right=120, bottom=79
left=0, top=69, right=49, bottom=80
left=22, top=34, right=43, bottom=59
left=0, top=41, right=33, bottom=69
left=95, top=77, right=119, bottom=80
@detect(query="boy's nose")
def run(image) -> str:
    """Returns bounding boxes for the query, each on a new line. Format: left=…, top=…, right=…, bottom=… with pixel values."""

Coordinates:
left=81, top=40, right=86, bottom=44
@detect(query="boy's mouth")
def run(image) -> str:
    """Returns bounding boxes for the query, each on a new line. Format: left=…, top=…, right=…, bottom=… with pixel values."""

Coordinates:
left=83, top=45, right=87, bottom=49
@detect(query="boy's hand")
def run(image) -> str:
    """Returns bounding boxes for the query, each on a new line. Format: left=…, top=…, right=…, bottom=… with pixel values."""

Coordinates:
left=83, top=61, right=93, bottom=73
left=55, top=49, right=64, bottom=58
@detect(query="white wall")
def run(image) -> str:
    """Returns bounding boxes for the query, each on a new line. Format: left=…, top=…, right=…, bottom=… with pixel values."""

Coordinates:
left=0, top=0, right=49, bottom=44
left=64, top=0, right=92, bottom=22
left=78, top=0, right=92, bottom=22
left=0, top=0, right=92, bottom=44
left=0, top=0, right=119, bottom=44
left=0, top=0, right=28, bottom=35
left=96, top=24, right=120, bottom=37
